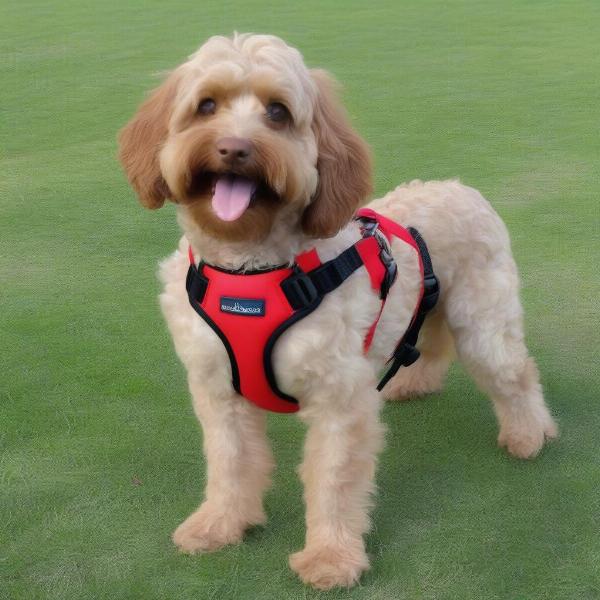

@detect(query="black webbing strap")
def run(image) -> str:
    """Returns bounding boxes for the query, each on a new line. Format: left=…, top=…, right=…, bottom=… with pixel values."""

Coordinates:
left=309, top=245, right=364, bottom=295
left=281, top=245, right=364, bottom=310
left=376, top=227, right=440, bottom=392
left=186, top=262, right=208, bottom=303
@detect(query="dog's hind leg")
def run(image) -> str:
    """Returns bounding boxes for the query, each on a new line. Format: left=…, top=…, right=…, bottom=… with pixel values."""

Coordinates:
left=383, top=309, right=455, bottom=401
left=172, top=376, right=274, bottom=554
left=444, top=253, right=557, bottom=459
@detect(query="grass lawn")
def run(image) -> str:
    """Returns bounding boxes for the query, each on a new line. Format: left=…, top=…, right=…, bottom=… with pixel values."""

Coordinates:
left=2, top=1, right=599, bottom=598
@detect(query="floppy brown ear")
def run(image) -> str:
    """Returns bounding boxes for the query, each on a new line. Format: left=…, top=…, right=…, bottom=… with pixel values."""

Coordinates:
left=302, top=69, right=372, bottom=238
left=117, top=72, right=179, bottom=209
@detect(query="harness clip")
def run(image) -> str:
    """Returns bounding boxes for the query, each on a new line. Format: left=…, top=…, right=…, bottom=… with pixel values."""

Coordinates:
left=421, top=274, right=440, bottom=312
left=281, top=268, right=320, bottom=310
left=379, top=247, right=398, bottom=300
left=358, top=216, right=398, bottom=299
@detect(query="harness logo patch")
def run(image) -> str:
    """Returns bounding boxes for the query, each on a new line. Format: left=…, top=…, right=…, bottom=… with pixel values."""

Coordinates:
left=220, top=296, right=265, bottom=317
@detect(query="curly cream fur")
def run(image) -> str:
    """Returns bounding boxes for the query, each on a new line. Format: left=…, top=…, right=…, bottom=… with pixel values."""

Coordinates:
left=119, top=33, right=557, bottom=590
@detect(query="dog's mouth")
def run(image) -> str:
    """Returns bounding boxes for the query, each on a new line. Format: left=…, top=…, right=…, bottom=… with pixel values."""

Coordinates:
left=188, top=171, right=280, bottom=222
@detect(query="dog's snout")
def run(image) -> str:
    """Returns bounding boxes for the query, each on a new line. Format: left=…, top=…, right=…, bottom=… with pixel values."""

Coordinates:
left=216, top=137, right=252, bottom=163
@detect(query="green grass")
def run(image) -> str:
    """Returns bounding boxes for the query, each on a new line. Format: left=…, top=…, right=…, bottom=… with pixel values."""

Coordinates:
left=1, top=1, right=599, bottom=598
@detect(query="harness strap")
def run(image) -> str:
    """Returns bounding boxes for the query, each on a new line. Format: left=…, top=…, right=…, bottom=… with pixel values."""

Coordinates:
left=308, top=244, right=364, bottom=295
left=281, top=237, right=382, bottom=310
left=376, top=226, right=440, bottom=391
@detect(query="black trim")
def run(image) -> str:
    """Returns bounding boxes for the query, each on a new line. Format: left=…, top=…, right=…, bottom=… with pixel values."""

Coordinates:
left=190, top=298, right=242, bottom=395
left=187, top=297, right=242, bottom=394
left=203, top=261, right=289, bottom=275
left=263, top=296, right=323, bottom=404
left=186, top=263, right=242, bottom=394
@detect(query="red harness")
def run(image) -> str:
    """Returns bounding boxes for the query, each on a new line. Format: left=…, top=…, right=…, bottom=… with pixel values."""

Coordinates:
left=186, top=209, right=439, bottom=413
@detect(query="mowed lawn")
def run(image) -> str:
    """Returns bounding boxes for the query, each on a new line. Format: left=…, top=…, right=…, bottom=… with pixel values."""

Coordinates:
left=1, top=1, right=599, bottom=598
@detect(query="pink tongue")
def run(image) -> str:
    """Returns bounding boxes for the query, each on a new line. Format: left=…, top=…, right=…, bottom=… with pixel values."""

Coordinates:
left=211, top=174, right=257, bottom=221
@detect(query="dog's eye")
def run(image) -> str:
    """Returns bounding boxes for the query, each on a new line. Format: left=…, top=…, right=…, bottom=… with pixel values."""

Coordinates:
left=197, top=98, right=216, bottom=115
left=266, top=102, right=291, bottom=124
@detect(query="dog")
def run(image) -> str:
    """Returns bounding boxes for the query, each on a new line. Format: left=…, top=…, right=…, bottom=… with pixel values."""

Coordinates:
left=118, top=33, right=557, bottom=590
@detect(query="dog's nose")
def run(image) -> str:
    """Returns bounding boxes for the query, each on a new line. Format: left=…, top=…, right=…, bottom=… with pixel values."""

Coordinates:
left=216, top=137, right=252, bottom=163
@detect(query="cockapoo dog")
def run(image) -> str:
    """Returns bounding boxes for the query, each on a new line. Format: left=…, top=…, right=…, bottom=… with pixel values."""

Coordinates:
left=118, top=33, right=557, bottom=590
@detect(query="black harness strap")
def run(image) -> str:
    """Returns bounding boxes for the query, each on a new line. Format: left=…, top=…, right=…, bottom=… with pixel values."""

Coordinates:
left=281, top=245, right=365, bottom=310
left=376, top=227, right=440, bottom=391
left=308, top=246, right=364, bottom=295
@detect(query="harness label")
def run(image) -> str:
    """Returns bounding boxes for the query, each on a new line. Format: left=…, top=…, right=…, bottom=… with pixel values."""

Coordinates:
left=220, top=296, right=265, bottom=317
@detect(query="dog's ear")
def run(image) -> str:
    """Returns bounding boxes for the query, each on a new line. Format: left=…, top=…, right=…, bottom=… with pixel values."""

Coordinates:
left=118, top=72, right=179, bottom=209
left=302, top=69, right=372, bottom=238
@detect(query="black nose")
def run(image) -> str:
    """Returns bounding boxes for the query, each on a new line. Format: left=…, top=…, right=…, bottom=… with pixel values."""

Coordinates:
left=216, top=137, right=252, bottom=163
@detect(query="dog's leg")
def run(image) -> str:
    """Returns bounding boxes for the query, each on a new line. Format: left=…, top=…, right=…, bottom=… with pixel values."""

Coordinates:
left=289, top=387, right=384, bottom=590
left=445, top=260, right=558, bottom=459
left=172, top=379, right=274, bottom=554
left=460, top=345, right=557, bottom=459
left=383, top=310, right=455, bottom=401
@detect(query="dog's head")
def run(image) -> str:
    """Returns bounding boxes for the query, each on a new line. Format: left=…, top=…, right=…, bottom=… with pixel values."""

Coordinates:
left=118, top=33, right=371, bottom=241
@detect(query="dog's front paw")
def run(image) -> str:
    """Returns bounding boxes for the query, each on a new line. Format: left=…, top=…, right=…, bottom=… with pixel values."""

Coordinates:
left=172, top=502, right=256, bottom=554
left=498, top=415, right=558, bottom=459
left=289, top=543, right=369, bottom=590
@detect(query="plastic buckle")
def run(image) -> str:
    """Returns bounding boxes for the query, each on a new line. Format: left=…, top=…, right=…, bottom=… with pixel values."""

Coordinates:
left=281, top=268, right=320, bottom=310
left=379, top=247, right=398, bottom=300
left=397, top=342, right=420, bottom=367
left=421, top=274, right=440, bottom=312
left=358, top=216, right=378, bottom=235
left=358, top=217, right=398, bottom=299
